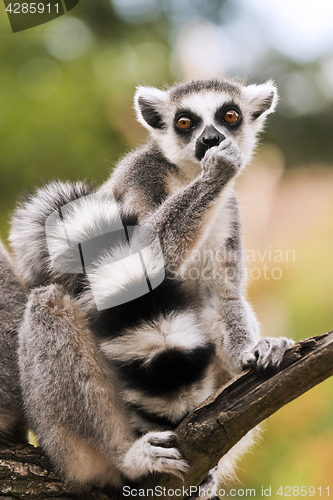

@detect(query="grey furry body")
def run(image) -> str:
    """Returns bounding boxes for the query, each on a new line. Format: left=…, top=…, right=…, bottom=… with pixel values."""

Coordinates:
left=0, top=241, right=26, bottom=437
left=1, top=78, right=293, bottom=495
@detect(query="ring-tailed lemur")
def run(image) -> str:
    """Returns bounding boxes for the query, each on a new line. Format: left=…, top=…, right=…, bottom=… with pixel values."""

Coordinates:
left=1, top=78, right=293, bottom=496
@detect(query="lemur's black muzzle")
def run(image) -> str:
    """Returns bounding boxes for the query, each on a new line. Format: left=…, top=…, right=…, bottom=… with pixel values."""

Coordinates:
left=195, top=125, right=225, bottom=161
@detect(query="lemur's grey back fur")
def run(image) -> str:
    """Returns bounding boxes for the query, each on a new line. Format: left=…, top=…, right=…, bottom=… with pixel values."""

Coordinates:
left=2, top=77, right=293, bottom=497
left=0, top=241, right=26, bottom=438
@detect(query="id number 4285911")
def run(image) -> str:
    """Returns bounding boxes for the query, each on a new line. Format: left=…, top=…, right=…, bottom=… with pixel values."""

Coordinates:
left=276, top=486, right=330, bottom=497
left=5, top=3, right=60, bottom=13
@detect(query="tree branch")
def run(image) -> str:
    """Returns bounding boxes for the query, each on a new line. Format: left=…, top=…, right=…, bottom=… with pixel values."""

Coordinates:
left=1, top=332, right=333, bottom=499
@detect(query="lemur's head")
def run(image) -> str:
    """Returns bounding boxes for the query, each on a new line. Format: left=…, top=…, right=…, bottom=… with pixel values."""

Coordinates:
left=134, top=78, right=278, bottom=176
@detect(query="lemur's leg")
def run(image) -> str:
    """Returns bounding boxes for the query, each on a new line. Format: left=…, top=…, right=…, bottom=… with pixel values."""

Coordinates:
left=187, top=429, right=263, bottom=499
left=18, top=284, right=189, bottom=487
left=187, top=466, right=219, bottom=499
left=145, top=140, right=242, bottom=273
left=0, top=240, right=27, bottom=439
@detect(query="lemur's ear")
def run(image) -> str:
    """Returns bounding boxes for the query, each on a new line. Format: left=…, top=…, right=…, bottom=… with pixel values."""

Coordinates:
left=134, top=86, right=169, bottom=130
left=243, top=80, right=278, bottom=120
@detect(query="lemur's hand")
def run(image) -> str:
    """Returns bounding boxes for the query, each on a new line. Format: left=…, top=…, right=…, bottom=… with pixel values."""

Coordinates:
left=201, top=139, right=243, bottom=182
left=241, top=337, right=294, bottom=371
left=122, top=431, right=189, bottom=481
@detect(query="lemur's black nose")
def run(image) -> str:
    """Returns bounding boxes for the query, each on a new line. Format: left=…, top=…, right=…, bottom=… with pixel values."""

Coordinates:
left=202, top=134, right=221, bottom=147
left=200, top=125, right=225, bottom=148
left=195, top=125, right=226, bottom=161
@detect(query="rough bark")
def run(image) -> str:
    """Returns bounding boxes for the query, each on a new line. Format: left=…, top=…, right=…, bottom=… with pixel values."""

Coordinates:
left=1, top=332, right=333, bottom=499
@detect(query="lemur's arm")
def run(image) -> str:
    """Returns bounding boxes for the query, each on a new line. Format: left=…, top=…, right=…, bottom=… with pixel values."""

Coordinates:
left=197, top=194, right=293, bottom=373
left=145, top=139, right=242, bottom=273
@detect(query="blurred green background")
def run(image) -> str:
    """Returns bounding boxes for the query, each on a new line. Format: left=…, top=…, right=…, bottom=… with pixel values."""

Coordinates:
left=1, top=0, right=333, bottom=498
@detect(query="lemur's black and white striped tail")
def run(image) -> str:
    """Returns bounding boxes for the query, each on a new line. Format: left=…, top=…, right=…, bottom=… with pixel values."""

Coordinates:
left=9, top=181, right=172, bottom=314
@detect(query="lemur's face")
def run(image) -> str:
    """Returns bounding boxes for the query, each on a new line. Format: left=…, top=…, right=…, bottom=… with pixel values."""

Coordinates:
left=134, top=78, right=278, bottom=177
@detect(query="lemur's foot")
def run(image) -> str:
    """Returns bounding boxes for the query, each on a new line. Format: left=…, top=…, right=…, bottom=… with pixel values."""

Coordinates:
left=123, top=431, right=189, bottom=481
left=186, top=466, right=219, bottom=499
left=241, top=337, right=294, bottom=370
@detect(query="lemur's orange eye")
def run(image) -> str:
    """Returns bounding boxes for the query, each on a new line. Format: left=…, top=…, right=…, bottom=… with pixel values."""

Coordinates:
left=224, top=109, right=240, bottom=124
left=177, top=117, right=192, bottom=130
